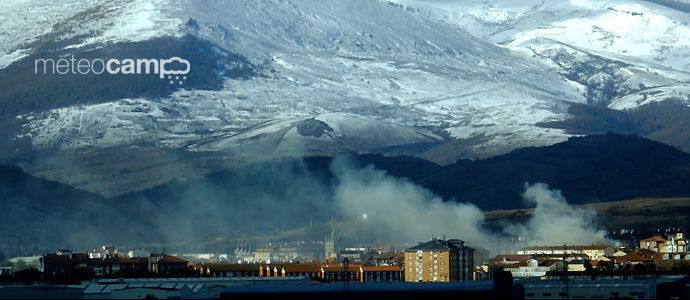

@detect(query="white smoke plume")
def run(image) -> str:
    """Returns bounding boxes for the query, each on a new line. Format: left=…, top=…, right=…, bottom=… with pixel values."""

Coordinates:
left=504, top=183, right=609, bottom=246
left=331, top=158, right=610, bottom=252
left=332, top=162, right=490, bottom=246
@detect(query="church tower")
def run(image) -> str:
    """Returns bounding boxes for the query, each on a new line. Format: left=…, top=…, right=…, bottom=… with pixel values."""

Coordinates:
left=324, top=219, right=336, bottom=260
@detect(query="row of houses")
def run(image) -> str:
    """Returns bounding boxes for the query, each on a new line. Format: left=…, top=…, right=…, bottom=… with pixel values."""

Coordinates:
left=32, top=238, right=474, bottom=284
left=40, top=250, right=191, bottom=278
left=517, top=245, right=613, bottom=259
left=233, top=242, right=405, bottom=266
left=493, top=244, right=690, bottom=278
left=194, top=263, right=403, bottom=282
left=38, top=253, right=405, bottom=283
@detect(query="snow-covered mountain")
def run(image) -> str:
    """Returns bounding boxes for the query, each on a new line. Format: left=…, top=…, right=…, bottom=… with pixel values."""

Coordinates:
left=4, top=1, right=582, bottom=157
left=1, top=0, right=689, bottom=194
left=390, top=0, right=690, bottom=106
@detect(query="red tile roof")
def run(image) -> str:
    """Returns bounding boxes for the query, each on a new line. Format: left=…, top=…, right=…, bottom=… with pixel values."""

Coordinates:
left=491, top=254, right=532, bottom=263
left=156, top=255, right=188, bottom=264
left=521, top=245, right=611, bottom=251
left=361, top=266, right=403, bottom=272
left=640, top=236, right=667, bottom=242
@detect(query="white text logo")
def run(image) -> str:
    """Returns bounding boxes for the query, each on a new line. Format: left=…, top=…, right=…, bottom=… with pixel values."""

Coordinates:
left=35, top=56, right=191, bottom=85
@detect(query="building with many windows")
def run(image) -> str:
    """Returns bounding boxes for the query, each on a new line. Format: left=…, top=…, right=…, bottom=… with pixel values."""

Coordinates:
left=197, top=263, right=402, bottom=282
left=404, top=238, right=474, bottom=282
left=518, top=245, right=614, bottom=260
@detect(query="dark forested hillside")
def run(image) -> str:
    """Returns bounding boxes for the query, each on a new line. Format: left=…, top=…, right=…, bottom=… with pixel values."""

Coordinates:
left=4, top=134, right=690, bottom=248
left=117, top=134, right=690, bottom=211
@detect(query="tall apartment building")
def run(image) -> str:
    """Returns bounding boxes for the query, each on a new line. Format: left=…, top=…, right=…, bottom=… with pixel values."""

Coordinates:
left=404, top=238, right=474, bottom=282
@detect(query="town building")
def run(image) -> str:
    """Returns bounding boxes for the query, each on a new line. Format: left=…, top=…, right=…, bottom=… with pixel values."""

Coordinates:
left=502, top=259, right=562, bottom=278
left=611, top=248, right=630, bottom=257
left=197, top=263, right=402, bottom=282
left=151, top=254, right=191, bottom=276
left=359, top=266, right=403, bottom=282
left=369, top=252, right=404, bottom=267
left=251, top=248, right=273, bottom=263
left=640, top=236, right=667, bottom=253
left=655, top=252, right=690, bottom=269
left=41, top=250, right=192, bottom=278
left=90, top=257, right=148, bottom=277
left=40, top=250, right=89, bottom=278
left=490, top=254, right=532, bottom=266
left=612, top=249, right=657, bottom=266
left=518, top=245, right=614, bottom=260
left=275, top=246, right=299, bottom=263
left=663, top=232, right=688, bottom=253
left=404, top=238, right=474, bottom=282
left=338, top=249, right=363, bottom=263
left=126, top=249, right=150, bottom=259
left=88, top=246, right=118, bottom=259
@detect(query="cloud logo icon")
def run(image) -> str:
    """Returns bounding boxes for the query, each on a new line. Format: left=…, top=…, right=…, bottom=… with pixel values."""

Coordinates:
left=160, top=56, right=191, bottom=84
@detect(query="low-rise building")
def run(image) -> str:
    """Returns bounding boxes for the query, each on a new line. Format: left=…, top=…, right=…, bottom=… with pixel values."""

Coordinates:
left=612, top=249, right=657, bottom=265
left=503, top=259, right=562, bottom=278
left=369, top=252, right=404, bottom=267
left=640, top=236, right=667, bottom=253
left=40, top=251, right=89, bottom=278
left=490, top=254, right=532, bottom=266
left=153, top=255, right=191, bottom=276
left=664, top=232, right=688, bottom=253
left=655, top=252, right=690, bottom=269
left=275, top=247, right=299, bottom=263
left=88, top=246, right=118, bottom=259
left=338, top=249, right=363, bottom=263
left=90, top=256, right=149, bottom=277
left=126, top=249, right=150, bottom=259
left=198, top=263, right=402, bottom=282
left=518, top=245, right=613, bottom=260
left=611, top=248, right=630, bottom=257
left=359, top=266, right=403, bottom=282
left=252, top=248, right=273, bottom=263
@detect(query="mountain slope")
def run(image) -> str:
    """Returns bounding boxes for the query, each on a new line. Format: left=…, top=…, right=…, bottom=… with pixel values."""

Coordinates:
left=1, top=0, right=584, bottom=170
left=3, top=0, right=690, bottom=197
left=426, top=134, right=690, bottom=209
left=117, top=134, right=690, bottom=214
left=390, top=0, right=690, bottom=156
left=0, top=164, right=153, bottom=250
left=391, top=0, right=690, bottom=104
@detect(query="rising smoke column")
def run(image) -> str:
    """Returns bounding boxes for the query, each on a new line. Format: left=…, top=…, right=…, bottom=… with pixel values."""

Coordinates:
left=505, top=183, right=609, bottom=246
left=331, top=158, right=491, bottom=246
left=331, top=158, right=609, bottom=251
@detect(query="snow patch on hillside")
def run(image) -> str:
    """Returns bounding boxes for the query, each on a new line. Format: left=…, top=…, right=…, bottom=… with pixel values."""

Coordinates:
left=390, top=0, right=690, bottom=71
left=608, top=85, right=690, bottom=110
